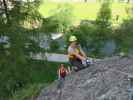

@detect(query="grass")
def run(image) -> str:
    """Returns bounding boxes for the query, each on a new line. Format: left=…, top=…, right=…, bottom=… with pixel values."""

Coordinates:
left=10, top=59, right=69, bottom=100
left=28, top=59, right=69, bottom=83
left=39, top=2, right=132, bottom=22
left=10, top=84, right=44, bottom=100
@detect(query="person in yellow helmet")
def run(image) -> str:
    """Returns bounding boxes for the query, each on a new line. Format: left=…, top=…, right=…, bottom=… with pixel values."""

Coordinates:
left=68, top=35, right=88, bottom=71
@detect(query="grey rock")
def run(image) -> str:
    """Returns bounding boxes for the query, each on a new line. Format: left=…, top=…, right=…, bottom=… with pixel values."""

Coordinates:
left=36, top=57, right=133, bottom=100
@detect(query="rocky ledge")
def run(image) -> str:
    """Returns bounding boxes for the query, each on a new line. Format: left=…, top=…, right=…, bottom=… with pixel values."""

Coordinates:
left=36, top=56, right=133, bottom=100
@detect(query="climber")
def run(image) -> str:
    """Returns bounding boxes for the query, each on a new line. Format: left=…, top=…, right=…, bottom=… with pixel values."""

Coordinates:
left=68, top=35, right=92, bottom=72
left=57, top=64, right=70, bottom=90
left=58, top=64, right=70, bottom=80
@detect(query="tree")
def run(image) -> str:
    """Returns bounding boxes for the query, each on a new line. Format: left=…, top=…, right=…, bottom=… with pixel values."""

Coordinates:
left=115, top=18, right=133, bottom=53
left=0, top=0, right=43, bottom=99
left=92, top=1, right=113, bottom=57
left=2, top=0, right=9, bottom=23
left=96, top=1, right=112, bottom=38
left=41, top=4, right=73, bottom=33
left=125, top=6, right=133, bottom=18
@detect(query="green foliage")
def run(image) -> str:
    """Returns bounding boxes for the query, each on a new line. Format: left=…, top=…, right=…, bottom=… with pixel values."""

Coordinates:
left=96, top=1, right=112, bottom=38
left=93, top=1, right=113, bottom=56
left=0, top=0, right=42, bottom=27
left=41, top=17, right=60, bottom=33
left=0, top=29, right=31, bottom=99
left=28, top=60, right=62, bottom=83
left=66, top=20, right=114, bottom=57
left=115, top=18, right=133, bottom=53
left=125, top=6, right=133, bottom=18
left=39, top=2, right=132, bottom=22
left=24, top=39, right=42, bottom=54
left=66, top=22, right=96, bottom=47
left=66, top=22, right=104, bottom=57
left=41, top=4, right=73, bottom=33
left=0, top=0, right=44, bottom=99
left=10, top=60, right=69, bottom=100
left=0, top=1, right=133, bottom=99
left=50, top=40, right=60, bottom=51
left=10, top=84, right=44, bottom=100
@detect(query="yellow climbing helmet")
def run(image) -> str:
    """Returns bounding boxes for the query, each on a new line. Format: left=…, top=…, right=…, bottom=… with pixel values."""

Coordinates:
left=69, top=35, right=77, bottom=42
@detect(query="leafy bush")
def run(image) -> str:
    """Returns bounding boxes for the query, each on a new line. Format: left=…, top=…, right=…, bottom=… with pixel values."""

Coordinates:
left=66, top=22, right=96, bottom=46
left=10, top=60, right=69, bottom=100
left=65, top=1, right=113, bottom=57
left=10, top=84, right=44, bottom=100
left=66, top=22, right=102, bottom=57
left=24, top=39, right=42, bottom=55
left=41, top=4, right=74, bottom=33
left=114, top=18, right=133, bottom=53
left=66, top=21, right=114, bottom=57
left=50, top=40, right=60, bottom=51
left=96, top=1, right=112, bottom=39
left=0, top=30, right=31, bottom=100
left=125, top=6, right=133, bottom=18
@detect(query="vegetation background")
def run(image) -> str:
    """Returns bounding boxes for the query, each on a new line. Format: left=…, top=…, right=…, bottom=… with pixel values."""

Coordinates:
left=0, top=0, right=133, bottom=100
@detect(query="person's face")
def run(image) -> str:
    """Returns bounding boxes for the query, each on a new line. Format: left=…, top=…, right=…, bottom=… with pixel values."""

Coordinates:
left=60, top=64, right=64, bottom=69
left=61, top=66, right=65, bottom=70
left=71, top=41, right=77, bottom=47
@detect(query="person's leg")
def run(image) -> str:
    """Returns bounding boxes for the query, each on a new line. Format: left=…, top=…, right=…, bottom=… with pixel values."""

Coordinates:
left=57, top=79, right=62, bottom=89
left=58, top=77, right=65, bottom=89
left=76, top=59, right=86, bottom=70
left=70, top=59, right=85, bottom=72
left=57, top=77, right=65, bottom=94
left=69, top=60, right=77, bottom=71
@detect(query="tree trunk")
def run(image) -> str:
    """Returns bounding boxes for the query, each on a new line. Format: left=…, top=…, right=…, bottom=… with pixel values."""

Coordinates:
left=3, top=0, right=10, bottom=23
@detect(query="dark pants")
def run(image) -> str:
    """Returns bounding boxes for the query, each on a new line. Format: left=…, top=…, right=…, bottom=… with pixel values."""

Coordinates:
left=69, top=59, right=85, bottom=72
left=57, top=77, right=65, bottom=89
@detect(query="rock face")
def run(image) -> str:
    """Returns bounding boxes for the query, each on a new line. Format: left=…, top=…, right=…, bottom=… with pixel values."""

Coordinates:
left=36, top=56, right=133, bottom=100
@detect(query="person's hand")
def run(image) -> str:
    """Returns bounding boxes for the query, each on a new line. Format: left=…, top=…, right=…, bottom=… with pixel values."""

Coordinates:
left=81, top=57, right=86, bottom=61
left=58, top=75, right=60, bottom=80
left=67, top=66, right=71, bottom=74
left=82, top=59, right=87, bottom=66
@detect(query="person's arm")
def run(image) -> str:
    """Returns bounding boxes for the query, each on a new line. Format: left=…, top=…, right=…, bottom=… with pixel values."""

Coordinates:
left=79, top=45, right=87, bottom=58
left=68, top=52, right=86, bottom=60
left=68, top=46, right=86, bottom=61
left=66, top=66, right=71, bottom=74
left=80, top=49, right=87, bottom=58
left=74, top=52, right=86, bottom=60
left=57, top=69, right=60, bottom=79
left=68, top=66, right=71, bottom=73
